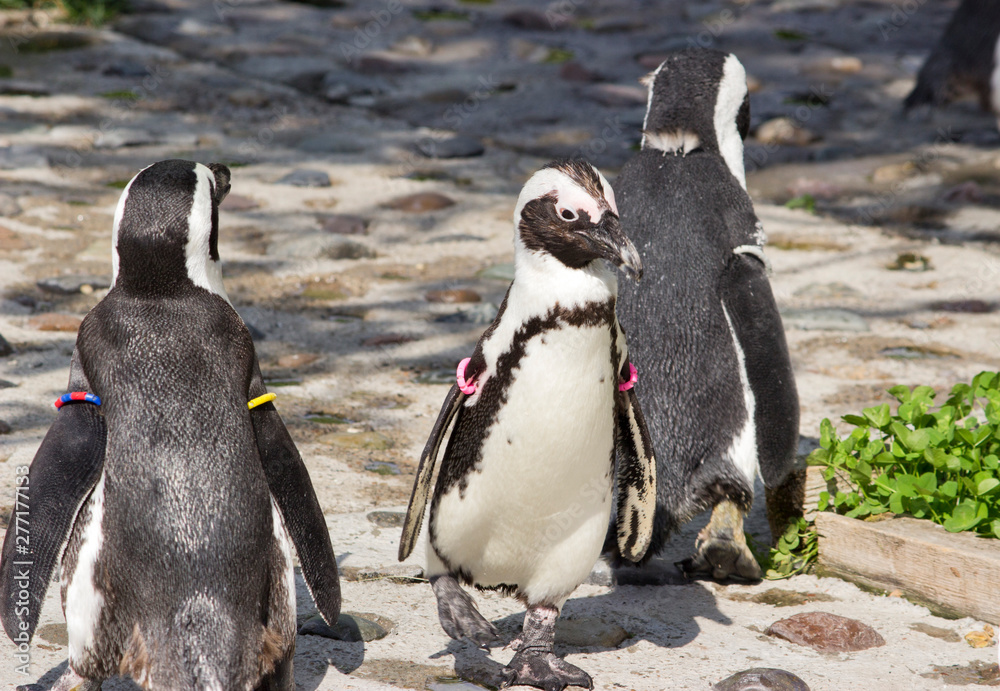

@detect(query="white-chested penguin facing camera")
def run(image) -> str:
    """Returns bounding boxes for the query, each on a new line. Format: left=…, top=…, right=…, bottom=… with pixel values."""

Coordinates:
left=0, top=160, right=341, bottom=691
left=611, top=49, right=801, bottom=582
left=399, top=160, right=656, bottom=691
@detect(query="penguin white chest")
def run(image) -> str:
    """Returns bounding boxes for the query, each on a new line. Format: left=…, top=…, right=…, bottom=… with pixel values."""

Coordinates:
left=434, top=322, right=617, bottom=604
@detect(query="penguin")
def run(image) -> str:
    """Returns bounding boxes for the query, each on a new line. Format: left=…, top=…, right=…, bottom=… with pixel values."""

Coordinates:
left=610, top=49, right=801, bottom=582
left=0, top=160, right=340, bottom=690
left=903, top=0, right=1000, bottom=122
left=399, top=160, right=656, bottom=691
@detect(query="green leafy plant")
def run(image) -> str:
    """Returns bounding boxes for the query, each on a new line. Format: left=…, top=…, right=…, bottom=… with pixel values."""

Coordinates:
left=810, top=371, right=1000, bottom=537
left=784, top=194, right=816, bottom=214
left=0, top=0, right=127, bottom=24
left=755, top=371, right=1000, bottom=579
left=60, top=0, right=128, bottom=24
left=750, top=517, right=817, bottom=580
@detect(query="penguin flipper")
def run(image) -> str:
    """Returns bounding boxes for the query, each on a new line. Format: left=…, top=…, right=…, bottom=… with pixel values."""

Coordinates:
left=720, top=253, right=799, bottom=487
left=0, top=354, right=106, bottom=643
left=399, top=384, right=463, bottom=562
left=614, top=384, right=657, bottom=563
left=249, top=378, right=341, bottom=626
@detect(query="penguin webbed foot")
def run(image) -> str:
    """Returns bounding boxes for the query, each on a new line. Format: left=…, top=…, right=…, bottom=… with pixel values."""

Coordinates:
left=677, top=500, right=762, bottom=583
left=500, top=604, right=592, bottom=691
left=431, top=574, right=500, bottom=648
left=28, top=667, right=103, bottom=691
left=501, top=648, right=593, bottom=691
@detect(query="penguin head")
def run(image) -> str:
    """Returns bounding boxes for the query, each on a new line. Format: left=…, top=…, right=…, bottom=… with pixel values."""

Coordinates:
left=640, top=48, right=750, bottom=187
left=513, top=159, right=642, bottom=281
left=111, top=159, right=232, bottom=302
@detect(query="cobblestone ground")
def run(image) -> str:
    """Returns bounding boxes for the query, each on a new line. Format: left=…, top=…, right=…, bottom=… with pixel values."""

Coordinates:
left=0, top=1, right=998, bottom=689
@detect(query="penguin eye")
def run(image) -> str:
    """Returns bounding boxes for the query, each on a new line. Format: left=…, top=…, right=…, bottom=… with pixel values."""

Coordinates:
left=558, top=207, right=579, bottom=222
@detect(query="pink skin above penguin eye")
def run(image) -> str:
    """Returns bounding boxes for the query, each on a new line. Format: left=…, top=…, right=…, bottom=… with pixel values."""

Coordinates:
left=554, top=184, right=606, bottom=225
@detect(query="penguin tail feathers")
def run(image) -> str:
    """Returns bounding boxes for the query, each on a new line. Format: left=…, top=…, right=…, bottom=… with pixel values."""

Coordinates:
left=139, top=594, right=291, bottom=691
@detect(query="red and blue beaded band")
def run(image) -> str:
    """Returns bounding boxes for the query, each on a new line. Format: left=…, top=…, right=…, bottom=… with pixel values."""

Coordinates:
left=54, top=392, right=102, bottom=409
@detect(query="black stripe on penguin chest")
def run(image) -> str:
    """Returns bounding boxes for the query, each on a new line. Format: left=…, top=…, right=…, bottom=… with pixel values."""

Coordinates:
left=434, top=299, right=620, bottom=504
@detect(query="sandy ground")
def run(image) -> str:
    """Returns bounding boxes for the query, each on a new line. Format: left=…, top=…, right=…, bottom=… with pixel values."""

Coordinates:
left=0, top=0, right=998, bottom=688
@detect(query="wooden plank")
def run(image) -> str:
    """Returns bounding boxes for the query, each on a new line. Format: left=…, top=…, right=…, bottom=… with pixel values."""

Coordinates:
left=816, top=512, right=1000, bottom=624
left=803, top=465, right=835, bottom=520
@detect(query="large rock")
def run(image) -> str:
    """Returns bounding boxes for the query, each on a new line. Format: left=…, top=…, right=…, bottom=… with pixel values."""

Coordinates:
left=714, top=668, right=810, bottom=690
left=555, top=617, right=628, bottom=648
left=766, top=612, right=885, bottom=653
left=299, top=612, right=394, bottom=642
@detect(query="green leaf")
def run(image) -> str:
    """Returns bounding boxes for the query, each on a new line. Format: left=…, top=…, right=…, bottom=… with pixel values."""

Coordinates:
left=888, top=384, right=912, bottom=403
left=977, top=478, right=1000, bottom=496
left=864, top=404, right=891, bottom=428
left=943, top=503, right=982, bottom=532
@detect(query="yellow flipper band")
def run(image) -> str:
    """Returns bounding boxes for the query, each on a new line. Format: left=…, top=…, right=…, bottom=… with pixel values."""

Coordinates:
left=247, top=393, right=277, bottom=410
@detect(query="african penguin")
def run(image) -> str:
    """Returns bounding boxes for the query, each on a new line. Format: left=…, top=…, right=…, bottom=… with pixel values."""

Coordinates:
left=904, top=0, right=1000, bottom=124
left=0, top=160, right=341, bottom=691
left=399, top=160, right=656, bottom=691
left=611, top=49, right=800, bottom=582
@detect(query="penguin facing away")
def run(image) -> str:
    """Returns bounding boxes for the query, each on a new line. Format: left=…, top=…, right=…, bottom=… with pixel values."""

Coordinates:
left=611, top=49, right=801, bottom=582
left=0, top=160, right=341, bottom=691
left=903, top=0, right=1000, bottom=123
left=399, top=160, right=657, bottom=691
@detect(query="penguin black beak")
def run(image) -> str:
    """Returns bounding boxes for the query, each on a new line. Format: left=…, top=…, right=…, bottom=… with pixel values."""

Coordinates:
left=586, top=212, right=643, bottom=282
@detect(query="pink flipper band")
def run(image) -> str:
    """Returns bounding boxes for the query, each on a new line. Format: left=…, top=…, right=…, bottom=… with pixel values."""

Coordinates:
left=619, top=362, right=638, bottom=392
left=456, top=357, right=477, bottom=395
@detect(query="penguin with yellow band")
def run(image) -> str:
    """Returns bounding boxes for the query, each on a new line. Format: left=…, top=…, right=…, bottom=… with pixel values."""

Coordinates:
left=0, top=160, right=340, bottom=691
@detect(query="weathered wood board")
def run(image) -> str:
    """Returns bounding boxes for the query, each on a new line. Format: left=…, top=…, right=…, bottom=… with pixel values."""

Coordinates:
left=816, top=512, right=1000, bottom=624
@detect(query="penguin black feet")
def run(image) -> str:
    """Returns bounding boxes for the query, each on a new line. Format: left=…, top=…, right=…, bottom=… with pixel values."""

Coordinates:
left=677, top=500, right=762, bottom=582
left=501, top=650, right=593, bottom=691
left=500, top=605, right=593, bottom=691
left=431, top=574, right=500, bottom=648
left=22, top=667, right=104, bottom=691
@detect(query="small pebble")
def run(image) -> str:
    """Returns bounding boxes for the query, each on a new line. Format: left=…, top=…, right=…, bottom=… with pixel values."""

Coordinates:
left=277, top=169, right=331, bottom=187
left=426, top=289, right=481, bottom=304
left=910, top=623, right=961, bottom=643
left=367, top=511, right=406, bottom=527
left=713, top=668, right=810, bottom=691
left=319, top=214, right=368, bottom=235
left=755, top=117, right=817, bottom=146
left=0, top=334, right=12, bottom=357
left=37, top=275, right=110, bottom=295
left=0, top=421, right=11, bottom=435
left=220, top=194, right=260, bottom=211
left=555, top=617, right=628, bottom=648
left=383, top=192, right=456, bottom=212
left=886, top=252, right=931, bottom=272
left=416, top=136, right=484, bottom=159
left=318, top=432, right=393, bottom=450
left=362, top=333, right=416, bottom=347
left=780, top=308, right=869, bottom=332
left=766, top=611, right=885, bottom=653
left=276, top=353, right=319, bottom=369
left=583, top=84, right=646, bottom=107
left=931, top=300, right=993, bottom=314
left=341, top=564, right=424, bottom=583
left=299, top=612, right=393, bottom=642
left=504, top=8, right=563, bottom=30
left=365, top=461, right=401, bottom=475
left=28, top=314, right=82, bottom=332
left=559, top=61, right=602, bottom=82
